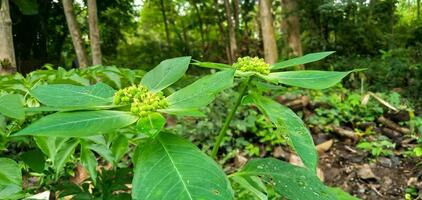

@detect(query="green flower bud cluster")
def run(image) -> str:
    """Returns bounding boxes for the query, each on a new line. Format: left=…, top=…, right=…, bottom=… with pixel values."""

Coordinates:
left=233, top=56, right=270, bottom=75
left=113, top=85, right=169, bottom=117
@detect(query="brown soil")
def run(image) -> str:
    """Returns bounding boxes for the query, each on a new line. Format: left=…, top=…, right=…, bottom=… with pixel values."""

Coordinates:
left=319, top=139, right=422, bottom=200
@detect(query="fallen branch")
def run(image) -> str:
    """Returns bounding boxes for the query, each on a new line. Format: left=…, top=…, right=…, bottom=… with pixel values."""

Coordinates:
left=378, top=116, right=410, bottom=134
left=330, top=126, right=359, bottom=140
left=380, top=127, right=403, bottom=144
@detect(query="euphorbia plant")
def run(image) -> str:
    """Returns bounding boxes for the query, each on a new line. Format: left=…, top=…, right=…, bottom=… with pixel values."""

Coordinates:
left=2, top=53, right=359, bottom=199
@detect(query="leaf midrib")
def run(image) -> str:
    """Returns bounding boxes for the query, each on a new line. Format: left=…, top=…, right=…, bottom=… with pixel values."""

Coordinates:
left=19, top=112, right=131, bottom=133
left=36, top=86, right=111, bottom=102
left=269, top=72, right=345, bottom=81
left=158, top=137, right=194, bottom=200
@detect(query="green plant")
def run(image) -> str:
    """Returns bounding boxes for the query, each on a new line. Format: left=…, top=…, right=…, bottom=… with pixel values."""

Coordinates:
left=356, top=139, right=396, bottom=157
left=0, top=53, right=359, bottom=199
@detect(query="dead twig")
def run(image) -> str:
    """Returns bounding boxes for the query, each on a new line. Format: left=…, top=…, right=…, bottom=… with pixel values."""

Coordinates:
left=378, top=116, right=410, bottom=134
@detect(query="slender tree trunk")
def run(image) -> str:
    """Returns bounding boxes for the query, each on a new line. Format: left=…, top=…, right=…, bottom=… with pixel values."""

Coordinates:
left=87, top=0, right=102, bottom=65
left=418, top=0, right=420, bottom=19
left=214, top=0, right=231, bottom=63
left=281, top=0, right=303, bottom=69
left=224, top=0, right=238, bottom=63
left=0, top=0, right=16, bottom=71
left=159, top=0, right=170, bottom=48
left=191, top=1, right=206, bottom=51
left=63, top=0, right=88, bottom=68
left=259, top=0, right=278, bottom=64
left=233, top=0, right=240, bottom=31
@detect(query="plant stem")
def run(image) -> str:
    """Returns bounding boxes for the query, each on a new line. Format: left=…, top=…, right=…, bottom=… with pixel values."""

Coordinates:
left=211, top=77, right=252, bottom=158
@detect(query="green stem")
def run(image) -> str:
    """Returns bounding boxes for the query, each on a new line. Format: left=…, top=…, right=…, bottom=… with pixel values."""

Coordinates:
left=211, top=77, right=252, bottom=158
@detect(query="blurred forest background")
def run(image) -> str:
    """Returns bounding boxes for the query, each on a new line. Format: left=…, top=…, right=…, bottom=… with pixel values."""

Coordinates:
left=0, top=0, right=421, bottom=104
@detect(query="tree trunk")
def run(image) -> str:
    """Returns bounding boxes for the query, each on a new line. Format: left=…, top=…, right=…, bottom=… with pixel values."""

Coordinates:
left=418, top=0, right=420, bottom=19
left=191, top=1, right=205, bottom=52
left=87, top=0, right=102, bottom=65
left=259, top=0, right=278, bottom=64
left=224, top=0, right=238, bottom=63
left=63, top=0, right=88, bottom=68
left=0, top=0, right=16, bottom=71
left=281, top=0, right=303, bottom=69
left=159, top=0, right=170, bottom=48
left=233, top=0, right=240, bottom=31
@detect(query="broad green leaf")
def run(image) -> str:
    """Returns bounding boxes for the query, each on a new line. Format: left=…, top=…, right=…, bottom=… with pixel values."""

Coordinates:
left=271, top=51, right=335, bottom=70
left=266, top=70, right=356, bottom=89
left=166, top=69, right=235, bottom=111
left=20, top=149, right=45, bottom=173
left=14, top=111, right=138, bottom=137
left=34, top=137, right=68, bottom=161
left=192, top=62, right=232, bottom=70
left=111, top=135, right=129, bottom=162
left=328, top=187, right=360, bottom=200
left=88, top=143, right=115, bottom=165
left=132, top=132, right=233, bottom=200
left=158, top=108, right=205, bottom=117
left=0, top=185, right=22, bottom=199
left=233, top=158, right=335, bottom=200
left=136, top=113, right=166, bottom=138
left=54, top=139, right=79, bottom=175
left=141, top=56, right=191, bottom=92
left=0, top=94, right=24, bottom=120
left=24, top=105, right=121, bottom=113
left=0, top=158, right=21, bottom=187
left=250, top=94, right=317, bottom=172
left=80, top=143, right=98, bottom=184
left=31, top=83, right=115, bottom=108
left=230, top=176, right=267, bottom=200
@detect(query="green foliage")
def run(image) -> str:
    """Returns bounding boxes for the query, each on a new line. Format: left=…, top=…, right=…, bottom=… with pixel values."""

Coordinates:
left=141, top=56, right=191, bottom=92
left=249, top=94, right=317, bottom=172
left=31, top=83, right=115, bottom=109
left=271, top=51, right=335, bottom=70
left=132, top=132, right=233, bottom=200
left=232, top=158, right=335, bottom=200
left=266, top=70, right=359, bottom=90
left=14, top=111, right=139, bottom=137
left=0, top=158, right=22, bottom=199
left=0, top=54, right=359, bottom=199
left=357, top=139, right=396, bottom=157
left=0, top=94, right=24, bottom=120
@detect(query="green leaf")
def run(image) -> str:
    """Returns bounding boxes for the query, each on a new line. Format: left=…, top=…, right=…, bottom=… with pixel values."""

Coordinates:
left=0, top=94, right=24, bottom=120
left=158, top=108, right=205, bottom=117
left=132, top=132, right=233, bottom=200
left=166, top=69, right=235, bottom=111
left=266, top=70, right=356, bottom=89
left=88, top=143, right=115, bottom=165
left=0, top=185, right=22, bottom=199
left=111, top=135, right=129, bottom=162
left=192, top=61, right=232, bottom=70
left=136, top=113, right=166, bottom=138
left=271, top=51, right=335, bottom=70
left=80, top=143, right=98, bottom=184
left=11, top=0, right=38, bottom=15
left=14, top=111, right=138, bottom=137
left=34, top=137, right=68, bottom=162
left=0, top=158, right=21, bottom=187
left=328, top=187, right=360, bottom=200
left=31, top=83, right=115, bottom=108
left=230, top=176, right=267, bottom=200
left=20, top=149, right=45, bottom=173
left=233, top=158, right=335, bottom=200
left=54, top=139, right=79, bottom=176
left=141, top=56, right=191, bottom=92
left=250, top=94, right=317, bottom=172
